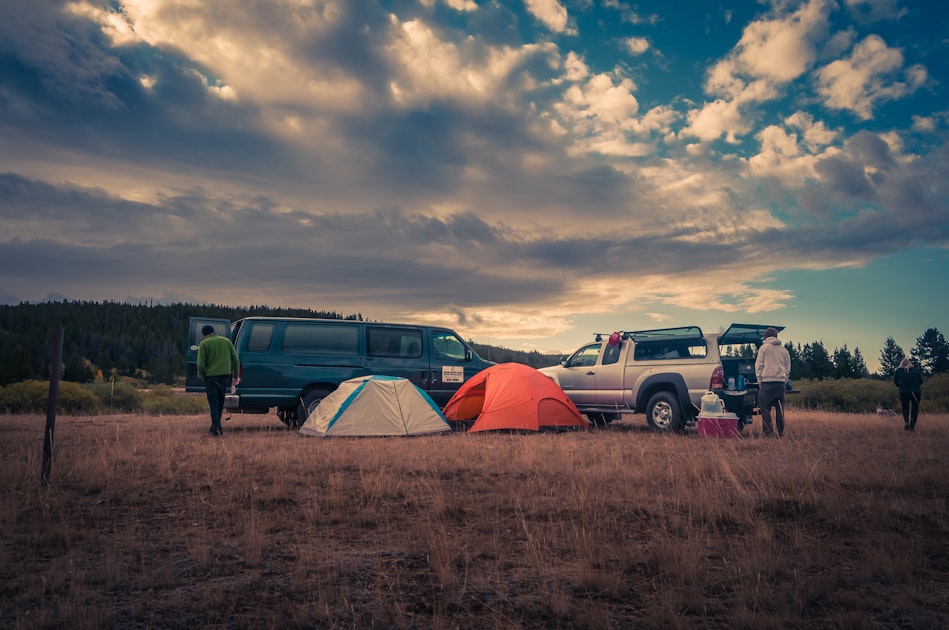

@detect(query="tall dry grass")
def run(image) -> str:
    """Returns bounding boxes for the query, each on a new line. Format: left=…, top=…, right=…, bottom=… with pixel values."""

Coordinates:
left=1, top=411, right=947, bottom=629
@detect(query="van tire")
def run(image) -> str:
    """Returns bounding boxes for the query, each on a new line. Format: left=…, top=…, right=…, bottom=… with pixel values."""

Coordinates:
left=645, top=392, right=683, bottom=433
left=296, top=389, right=331, bottom=428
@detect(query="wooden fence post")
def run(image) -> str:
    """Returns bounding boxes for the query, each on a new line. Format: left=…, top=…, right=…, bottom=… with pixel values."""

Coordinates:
left=41, top=323, right=64, bottom=487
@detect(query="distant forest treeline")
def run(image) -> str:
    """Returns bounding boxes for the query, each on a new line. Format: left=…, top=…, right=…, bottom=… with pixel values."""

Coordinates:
left=0, top=301, right=561, bottom=386
left=0, top=301, right=946, bottom=386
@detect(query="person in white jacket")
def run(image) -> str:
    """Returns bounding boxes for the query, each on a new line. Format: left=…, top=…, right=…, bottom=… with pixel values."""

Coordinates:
left=755, top=327, right=791, bottom=437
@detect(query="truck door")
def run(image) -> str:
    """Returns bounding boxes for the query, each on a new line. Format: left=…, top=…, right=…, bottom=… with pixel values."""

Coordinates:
left=555, top=342, right=602, bottom=405
left=594, top=341, right=627, bottom=404
left=185, top=317, right=231, bottom=392
left=363, top=326, right=428, bottom=391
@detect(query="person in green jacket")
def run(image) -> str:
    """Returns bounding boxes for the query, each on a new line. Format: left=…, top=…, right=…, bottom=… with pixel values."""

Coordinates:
left=197, top=325, right=240, bottom=436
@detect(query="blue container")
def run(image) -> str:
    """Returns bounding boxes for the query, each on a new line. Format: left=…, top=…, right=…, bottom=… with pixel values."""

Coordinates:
left=736, top=375, right=745, bottom=390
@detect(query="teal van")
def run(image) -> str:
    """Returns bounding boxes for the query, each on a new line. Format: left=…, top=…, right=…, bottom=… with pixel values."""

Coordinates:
left=185, top=316, right=494, bottom=426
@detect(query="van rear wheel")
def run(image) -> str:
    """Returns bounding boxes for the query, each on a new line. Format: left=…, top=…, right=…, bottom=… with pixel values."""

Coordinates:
left=296, top=389, right=331, bottom=428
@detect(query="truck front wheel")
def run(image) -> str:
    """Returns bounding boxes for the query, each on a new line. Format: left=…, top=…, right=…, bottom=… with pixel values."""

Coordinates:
left=586, top=413, right=619, bottom=428
left=296, top=389, right=331, bottom=428
left=646, top=392, right=684, bottom=433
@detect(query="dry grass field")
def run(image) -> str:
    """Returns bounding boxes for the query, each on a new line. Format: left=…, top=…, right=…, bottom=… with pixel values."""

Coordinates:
left=2, top=410, right=947, bottom=629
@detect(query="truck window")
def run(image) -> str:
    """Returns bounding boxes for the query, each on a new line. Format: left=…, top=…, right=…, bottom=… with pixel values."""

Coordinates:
left=368, top=327, right=423, bottom=358
left=683, top=342, right=708, bottom=358
left=567, top=344, right=601, bottom=367
left=246, top=323, right=275, bottom=353
left=432, top=330, right=467, bottom=361
left=602, top=343, right=622, bottom=365
left=719, top=343, right=755, bottom=358
left=634, top=340, right=707, bottom=360
left=283, top=324, right=359, bottom=355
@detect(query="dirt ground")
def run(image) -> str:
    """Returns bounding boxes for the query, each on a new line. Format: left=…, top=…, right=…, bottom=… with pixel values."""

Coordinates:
left=2, top=411, right=948, bottom=629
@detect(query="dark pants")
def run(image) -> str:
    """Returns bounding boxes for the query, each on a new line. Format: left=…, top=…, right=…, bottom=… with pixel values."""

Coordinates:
left=205, top=375, right=230, bottom=435
left=899, top=391, right=920, bottom=429
left=758, top=382, right=786, bottom=437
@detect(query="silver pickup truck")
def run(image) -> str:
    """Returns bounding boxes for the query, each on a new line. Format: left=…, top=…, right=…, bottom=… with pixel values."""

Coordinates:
left=539, top=324, right=785, bottom=432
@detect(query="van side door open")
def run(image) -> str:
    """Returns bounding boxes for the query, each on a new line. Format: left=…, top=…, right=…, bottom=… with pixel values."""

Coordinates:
left=185, top=317, right=231, bottom=392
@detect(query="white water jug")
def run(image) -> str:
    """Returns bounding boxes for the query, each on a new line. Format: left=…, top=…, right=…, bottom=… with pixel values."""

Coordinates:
left=701, top=391, right=724, bottom=414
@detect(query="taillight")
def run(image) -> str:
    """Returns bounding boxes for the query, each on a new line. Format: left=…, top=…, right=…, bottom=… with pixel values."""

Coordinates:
left=709, top=366, right=724, bottom=390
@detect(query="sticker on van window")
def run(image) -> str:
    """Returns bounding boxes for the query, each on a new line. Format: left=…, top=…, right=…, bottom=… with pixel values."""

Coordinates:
left=442, top=366, right=464, bottom=383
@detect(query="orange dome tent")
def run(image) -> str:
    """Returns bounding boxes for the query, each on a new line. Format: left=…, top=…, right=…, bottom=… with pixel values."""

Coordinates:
left=442, top=362, right=588, bottom=432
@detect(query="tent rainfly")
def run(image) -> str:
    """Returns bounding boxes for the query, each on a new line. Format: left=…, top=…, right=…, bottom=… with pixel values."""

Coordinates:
left=442, top=362, right=588, bottom=432
left=299, top=375, right=451, bottom=437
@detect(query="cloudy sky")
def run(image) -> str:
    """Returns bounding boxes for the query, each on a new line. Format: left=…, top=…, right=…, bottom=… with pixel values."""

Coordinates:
left=1, top=0, right=947, bottom=372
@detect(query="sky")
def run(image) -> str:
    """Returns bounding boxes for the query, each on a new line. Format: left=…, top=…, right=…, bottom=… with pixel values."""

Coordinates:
left=1, top=0, right=947, bottom=373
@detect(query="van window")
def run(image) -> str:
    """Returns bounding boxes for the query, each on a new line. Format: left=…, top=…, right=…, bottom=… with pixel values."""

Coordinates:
left=432, top=330, right=467, bottom=361
left=246, top=323, right=275, bottom=353
left=368, top=327, right=423, bottom=358
left=194, top=320, right=228, bottom=339
left=283, top=324, right=359, bottom=355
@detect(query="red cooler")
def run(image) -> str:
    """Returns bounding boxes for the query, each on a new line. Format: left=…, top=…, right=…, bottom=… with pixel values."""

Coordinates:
left=697, top=412, right=739, bottom=438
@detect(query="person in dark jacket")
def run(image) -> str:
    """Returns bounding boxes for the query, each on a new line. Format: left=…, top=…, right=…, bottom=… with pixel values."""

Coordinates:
left=197, top=324, right=240, bottom=436
left=893, top=358, right=924, bottom=432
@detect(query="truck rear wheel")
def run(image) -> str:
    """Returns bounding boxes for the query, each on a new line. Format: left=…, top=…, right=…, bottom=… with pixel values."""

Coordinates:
left=296, top=389, right=331, bottom=428
left=737, top=414, right=752, bottom=432
left=646, top=392, right=684, bottom=433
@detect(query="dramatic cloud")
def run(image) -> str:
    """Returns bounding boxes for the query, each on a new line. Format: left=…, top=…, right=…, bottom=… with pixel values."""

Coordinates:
left=815, top=34, right=927, bottom=120
left=1, top=0, right=946, bottom=362
left=525, top=0, right=573, bottom=34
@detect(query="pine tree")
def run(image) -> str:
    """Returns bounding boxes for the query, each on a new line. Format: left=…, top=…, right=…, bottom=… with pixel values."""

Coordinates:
left=878, top=336, right=904, bottom=378
left=849, top=347, right=869, bottom=379
left=832, top=345, right=854, bottom=379
left=788, top=343, right=809, bottom=380
left=804, top=340, right=834, bottom=381
left=911, top=328, right=949, bottom=376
